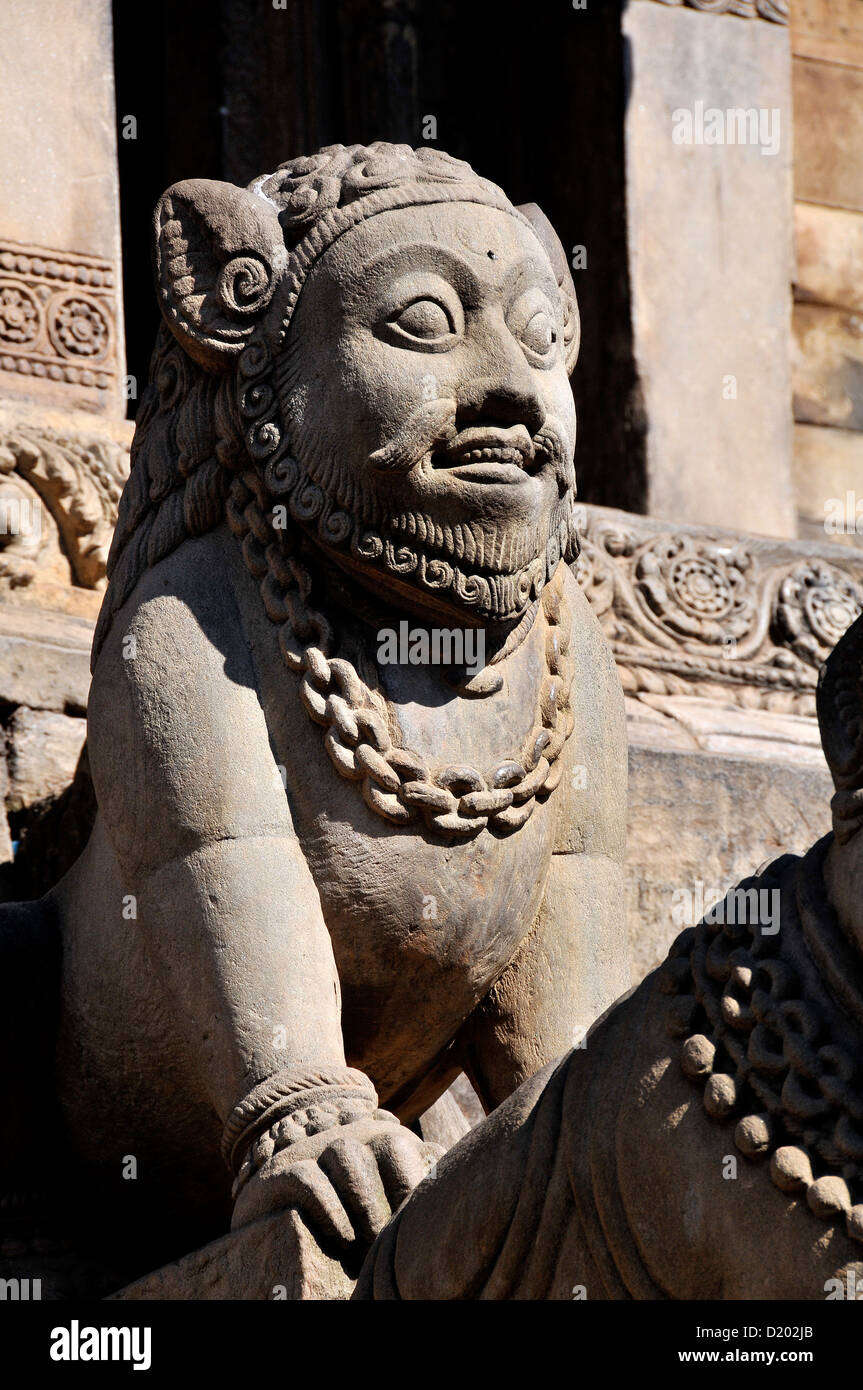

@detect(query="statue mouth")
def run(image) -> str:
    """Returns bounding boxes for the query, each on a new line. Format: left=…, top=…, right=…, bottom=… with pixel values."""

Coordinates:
left=433, top=425, right=539, bottom=485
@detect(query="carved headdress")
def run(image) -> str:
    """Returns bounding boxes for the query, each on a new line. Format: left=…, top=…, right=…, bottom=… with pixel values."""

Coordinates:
left=155, top=142, right=579, bottom=372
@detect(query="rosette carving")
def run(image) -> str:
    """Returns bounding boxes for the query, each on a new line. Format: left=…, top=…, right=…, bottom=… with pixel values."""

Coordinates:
left=774, top=563, right=863, bottom=667
left=574, top=509, right=863, bottom=715
left=49, top=295, right=109, bottom=360
left=634, top=536, right=756, bottom=648
left=0, top=283, right=40, bottom=345
left=0, top=241, right=119, bottom=395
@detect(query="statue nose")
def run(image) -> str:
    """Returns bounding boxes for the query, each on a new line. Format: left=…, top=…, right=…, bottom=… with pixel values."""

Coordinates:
left=457, top=329, right=547, bottom=436
left=456, top=373, right=546, bottom=437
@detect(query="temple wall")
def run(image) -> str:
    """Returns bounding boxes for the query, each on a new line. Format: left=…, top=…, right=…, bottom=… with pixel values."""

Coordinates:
left=791, top=0, right=863, bottom=550
left=623, top=1, right=796, bottom=537
left=0, top=0, right=130, bottom=892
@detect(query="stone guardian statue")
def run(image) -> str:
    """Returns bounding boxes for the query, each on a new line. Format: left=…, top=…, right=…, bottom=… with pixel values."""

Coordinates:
left=1, top=143, right=629, bottom=1291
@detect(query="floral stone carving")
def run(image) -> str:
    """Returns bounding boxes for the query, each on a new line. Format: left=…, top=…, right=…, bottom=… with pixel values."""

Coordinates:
left=575, top=507, right=863, bottom=716
left=0, top=424, right=128, bottom=613
left=0, top=240, right=120, bottom=400
left=635, top=0, right=788, bottom=23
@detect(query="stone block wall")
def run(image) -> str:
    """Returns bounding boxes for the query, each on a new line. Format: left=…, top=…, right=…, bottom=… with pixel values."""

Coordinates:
left=791, top=0, right=863, bottom=549
left=0, top=604, right=95, bottom=900
left=574, top=501, right=863, bottom=977
left=0, top=0, right=130, bottom=898
left=624, top=1, right=796, bottom=537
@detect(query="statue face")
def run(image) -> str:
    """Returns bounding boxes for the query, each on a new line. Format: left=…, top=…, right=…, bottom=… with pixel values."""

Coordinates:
left=276, top=202, right=578, bottom=622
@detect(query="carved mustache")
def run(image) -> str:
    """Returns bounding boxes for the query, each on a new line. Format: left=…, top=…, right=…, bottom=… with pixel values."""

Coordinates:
left=367, top=398, right=571, bottom=478
left=368, top=398, right=458, bottom=472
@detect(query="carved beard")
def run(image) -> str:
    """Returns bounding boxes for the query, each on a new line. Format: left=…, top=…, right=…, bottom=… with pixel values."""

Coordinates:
left=264, top=359, right=581, bottom=624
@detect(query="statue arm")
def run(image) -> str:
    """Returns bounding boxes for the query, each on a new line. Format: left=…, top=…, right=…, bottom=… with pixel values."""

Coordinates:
left=88, top=538, right=438, bottom=1243
left=88, top=551, right=347, bottom=1118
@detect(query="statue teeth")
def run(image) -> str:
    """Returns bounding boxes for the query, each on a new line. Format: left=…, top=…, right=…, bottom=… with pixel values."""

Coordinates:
left=460, top=446, right=522, bottom=465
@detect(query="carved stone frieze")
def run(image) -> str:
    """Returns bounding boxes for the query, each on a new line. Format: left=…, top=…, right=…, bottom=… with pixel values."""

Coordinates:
left=0, top=240, right=120, bottom=400
left=575, top=506, right=863, bottom=716
left=0, top=424, right=129, bottom=613
left=635, top=0, right=788, bottom=23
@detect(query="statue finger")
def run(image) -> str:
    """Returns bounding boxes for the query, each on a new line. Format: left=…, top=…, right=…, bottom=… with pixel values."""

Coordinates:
left=317, top=1134, right=392, bottom=1246
left=232, top=1156, right=355, bottom=1247
left=368, top=1129, right=439, bottom=1211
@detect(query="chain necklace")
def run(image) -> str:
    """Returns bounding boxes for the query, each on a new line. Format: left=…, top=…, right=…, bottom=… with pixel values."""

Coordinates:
left=227, top=468, right=575, bottom=838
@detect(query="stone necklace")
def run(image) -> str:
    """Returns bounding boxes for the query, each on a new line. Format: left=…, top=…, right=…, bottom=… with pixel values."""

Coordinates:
left=227, top=468, right=575, bottom=838
left=662, top=839, right=863, bottom=1246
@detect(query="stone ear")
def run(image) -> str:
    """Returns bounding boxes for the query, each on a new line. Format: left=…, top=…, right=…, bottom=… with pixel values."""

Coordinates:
left=152, top=179, right=287, bottom=372
left=817, top=611, right=863, bottom=792
left=517, top=202, right=580, bottom=375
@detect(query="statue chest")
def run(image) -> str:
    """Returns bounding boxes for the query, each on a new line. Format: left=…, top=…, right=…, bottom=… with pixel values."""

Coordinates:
left=242, top=588, right=560, bottom=1073
left=292, top=752, right=556, bottom=1090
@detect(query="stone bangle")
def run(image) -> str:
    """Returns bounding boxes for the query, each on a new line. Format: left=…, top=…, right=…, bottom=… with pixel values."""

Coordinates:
left=221, top=1066, right=378, bottom=1176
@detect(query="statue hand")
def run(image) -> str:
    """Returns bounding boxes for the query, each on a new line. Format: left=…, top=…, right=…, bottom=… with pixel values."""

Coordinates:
left=230, top=1105, right=442, bottom=1251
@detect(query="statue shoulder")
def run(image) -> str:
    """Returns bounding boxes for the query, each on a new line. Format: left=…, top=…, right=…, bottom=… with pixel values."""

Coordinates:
left=562, top=561, right=622, bottom=692
left=88, top=525, right=264, bottom=753
left=87, top=525, right=289, bottom=870
left=93, top=526, right=239, bottom=667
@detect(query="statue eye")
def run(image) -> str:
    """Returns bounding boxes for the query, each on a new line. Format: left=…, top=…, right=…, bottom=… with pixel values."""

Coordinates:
left=507, top=288, right=561, bottom=368
left=391, top=298, right=454, bottom=342
left=521, top=309, right=556, bottom=357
